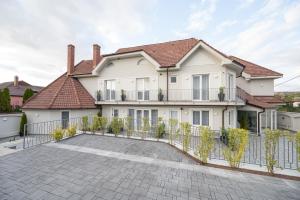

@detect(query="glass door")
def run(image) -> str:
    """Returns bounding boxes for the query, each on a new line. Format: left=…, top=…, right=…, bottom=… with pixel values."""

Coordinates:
left=193, top=74, right=209, bottom=101
left=105, top=80, right=116, bottom=100
left=61, top=111, right=69, bottom=129
left=228, top=74, right=234, bottom=100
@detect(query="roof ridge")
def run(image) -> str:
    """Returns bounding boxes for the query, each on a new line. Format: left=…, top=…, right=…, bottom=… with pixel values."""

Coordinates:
left=117, top=38, right=198, bottom=52
left=48, top=75, right=69, bottom=109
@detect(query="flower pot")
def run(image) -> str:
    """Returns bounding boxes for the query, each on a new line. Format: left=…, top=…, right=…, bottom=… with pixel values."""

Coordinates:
left=121, top=95, right=126, bottom=101
left=218, top=93, right=225, bottom=101
left=158, top=94, right=164, bottom=101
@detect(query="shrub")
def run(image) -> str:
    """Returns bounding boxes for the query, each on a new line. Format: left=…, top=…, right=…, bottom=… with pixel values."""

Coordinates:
left=125, top=116, right=133, bottom=137
left=52, top=128, right=64, bottom=142
left=67, top=125, right=77, bottom=137
left=19, top=113, right=27, bottom=136
left=168, top=118, right=179, bottom=145
left=98, top=116, right=108, bottom=135
left=195, top=127, right=214, bottom=164
left=141, top=117, right=150, bottom=139
left=155, top=117, right=165, bottom=139
left=82, top=116, right=89, bottom=132
left=90, top=116, right=100, bottom=133
left=181, top=122, right=191, bottom=152
left=23, top=88, right=34, bottom=103
left=264, top=129, right=281, bottom=174
left=223, top=128, right=248, bottom=168
left=111, top=117, right=122, bottom=136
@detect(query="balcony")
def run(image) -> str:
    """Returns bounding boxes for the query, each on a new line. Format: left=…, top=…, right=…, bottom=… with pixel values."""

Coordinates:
left=95, top=88, right=245, bottom=106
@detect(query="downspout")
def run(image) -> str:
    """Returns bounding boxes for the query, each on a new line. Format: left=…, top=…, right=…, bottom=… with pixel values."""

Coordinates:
left=222, top=105, right=228, bottom=130
left=166, top=67, right=169, bottom=101
left=257, top=108, right=265, bottom=136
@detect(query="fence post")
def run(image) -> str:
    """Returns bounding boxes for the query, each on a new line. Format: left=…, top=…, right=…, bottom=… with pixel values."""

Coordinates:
left=23, top=124, right=26, bottom=149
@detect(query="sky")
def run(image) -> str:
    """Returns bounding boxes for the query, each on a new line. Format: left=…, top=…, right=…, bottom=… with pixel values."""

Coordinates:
left=0, top=0, right=299, bottom=91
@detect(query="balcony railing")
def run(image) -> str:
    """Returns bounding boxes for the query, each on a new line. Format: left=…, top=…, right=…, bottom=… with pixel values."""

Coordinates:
left=96, top=88, right=242, bottom=102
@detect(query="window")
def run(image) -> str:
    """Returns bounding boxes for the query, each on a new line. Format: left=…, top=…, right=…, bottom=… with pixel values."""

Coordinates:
left=113, top=109, right=119, bottom=117
left=136, top=78, right=150, bottom=100
left=105, top=80, right=116, bottom=100
left=192, top=110, right=209, bottom=126
left=170, top=76, right=176, bottom=83
left=227, top=73, right=234, bottom=100
left=228, top=110, right=234, bottom=127
left=193, top=74, right=209, bottom=100
left=170, top=111, right=178, bottom=120
left=61, top=111, right=69, bottom=129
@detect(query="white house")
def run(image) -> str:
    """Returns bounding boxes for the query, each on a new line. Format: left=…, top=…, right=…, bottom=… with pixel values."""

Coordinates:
left=22, top=38, right=283, bottom=133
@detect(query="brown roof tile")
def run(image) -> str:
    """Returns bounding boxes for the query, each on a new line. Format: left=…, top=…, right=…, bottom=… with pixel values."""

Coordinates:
left=229, top=56, right=282, bottom=77
left=0, top=80, right=43, bottom=96
left=22, top=73, right=96, bottom=109
left=253, top=96, right=284, bottom=104
left=115, top=38, right=199, bottom=67
left=72, top=60, right=94, bottom=75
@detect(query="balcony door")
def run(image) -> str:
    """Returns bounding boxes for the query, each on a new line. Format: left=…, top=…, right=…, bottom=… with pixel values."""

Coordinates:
left=227, top=73, right=234, bottom=100
left=136, top=109, right=150, bottom=130
left=105, top=80, right=116, bottom=100
left=136, top=78, right=150, bottom=101
left=193, top=74, right=209, bottom=101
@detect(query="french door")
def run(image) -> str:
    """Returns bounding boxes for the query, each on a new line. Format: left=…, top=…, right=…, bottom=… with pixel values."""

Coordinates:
left=193, top=74, right=209, bottom=100
left=136, top=78, right=150, bottom=101
left=105, top=80, right=116, bottom=100
left=227, top=73, right=234, bottom=100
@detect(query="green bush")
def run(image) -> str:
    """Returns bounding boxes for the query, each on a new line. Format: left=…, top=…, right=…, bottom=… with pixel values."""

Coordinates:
left=52, top=129, right=64, bottom=142
left=155, top=117, right=165, bottom=139
left=111, top=117, right=122, bottom=136
left=67, top=125, right=77, bottom=137
left=125, top=116, right=133, bottom=137
left=296, top=131, right=300, bottom=172
left=141, top=117, right=150, bottom=139
left=90, top=116, right=100, bottom=133
left=195, top=127, right=214, bottom=164
left=98, top=116, right=108, bottom=135
left=82, top=116, right=89, bottom=132
left=168, top=118, right=179, bottom=145
left=19, top=113, right=27, bottom=136
left=23, top=88, right=34, bottom=103
left=264, top=129, right=281, bottom=174
left=223, top=128, right=248, bottom=168
left=181, top=122, right=191, bottom=152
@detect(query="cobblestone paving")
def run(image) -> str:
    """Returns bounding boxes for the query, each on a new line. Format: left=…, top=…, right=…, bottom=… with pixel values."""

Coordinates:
left=61, top=135, right=196, bottom=164
left=0, top=135, right=299, bottom=200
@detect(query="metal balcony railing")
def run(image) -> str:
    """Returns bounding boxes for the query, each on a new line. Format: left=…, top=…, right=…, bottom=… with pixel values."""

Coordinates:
left=95, top=88, right=240, bottom=102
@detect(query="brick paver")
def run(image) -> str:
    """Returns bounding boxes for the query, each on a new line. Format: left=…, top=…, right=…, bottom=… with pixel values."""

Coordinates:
left=0, top=134, right=299, bottom=200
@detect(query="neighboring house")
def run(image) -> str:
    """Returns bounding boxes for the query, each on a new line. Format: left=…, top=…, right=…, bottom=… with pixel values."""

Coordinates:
left=0, top=76, right=43, bottom=108
left=23, top=38, right=283, bottom=133
left=277, top=112, right=300, bottom=132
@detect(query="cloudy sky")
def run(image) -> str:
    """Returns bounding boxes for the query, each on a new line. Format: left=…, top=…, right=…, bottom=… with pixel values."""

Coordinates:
left=0, top=0, right=299, bottom=91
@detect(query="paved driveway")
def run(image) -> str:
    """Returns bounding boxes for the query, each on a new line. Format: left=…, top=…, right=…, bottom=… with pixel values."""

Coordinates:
left=0, top=134, right=299, bottom=200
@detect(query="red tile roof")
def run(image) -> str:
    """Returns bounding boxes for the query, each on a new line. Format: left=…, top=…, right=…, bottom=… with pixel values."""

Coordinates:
left=229, top=56, right=282, bottom=77
left=237, top=87, right=282, bottom=108
left=72, top=60, right=95, bottom=75
left=115, top=38, right=199, bottom=67
left=22, top=73, right=96, bottom=109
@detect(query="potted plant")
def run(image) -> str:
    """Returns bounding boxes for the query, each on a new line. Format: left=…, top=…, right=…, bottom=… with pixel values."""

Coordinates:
left=218, top=87, right=225, bottom=101
left=96, top=90, right=102, bottom=101
left=121, top=89, right=126, bottom=101
left=158, top=88, right=164, bottom=101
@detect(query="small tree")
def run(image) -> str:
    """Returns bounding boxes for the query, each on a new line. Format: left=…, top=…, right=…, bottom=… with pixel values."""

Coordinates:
left=155, top=117, right=165, bottom=140
left=19, top=113, right=27, bottom=136
left=82, top=116, right=89, bottom=132
left=195, top=127, right=214, bottom=164
left=125, top=116, right=133, bottom=137
left=111, top=117, right=122, bottom=136
left=141, top=117, right=150, bottom=139
left=223, top=128, right=248, bottom=168
left=98, top=116, right=108, bottom=135
left=181, top=122, right=191, bottom=152
left=264, top=129, right=281, bottom=174
left=168, top=118, right=179, bottom=145
left=90, top=116, right=100, bottom=134
left=0, top=88, right=11, bottom=112
left=23, top=88, right=34, bottom=103
left=296, top=131, right=300, bottom=172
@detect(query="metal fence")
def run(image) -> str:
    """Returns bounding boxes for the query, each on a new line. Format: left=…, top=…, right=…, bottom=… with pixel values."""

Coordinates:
left=23, top=116, right=299, bottom=170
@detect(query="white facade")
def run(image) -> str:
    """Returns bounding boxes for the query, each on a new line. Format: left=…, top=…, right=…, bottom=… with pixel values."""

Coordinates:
left=237, top=76, right=275, bottom=96
left=23, top=109, right=99, bottom=124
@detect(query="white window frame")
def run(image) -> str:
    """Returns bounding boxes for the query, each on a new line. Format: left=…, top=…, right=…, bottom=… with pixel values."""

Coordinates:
left=112, top=108, right=119, bottom=117
left=105, top=79, right=116, bottom=101
left=191, top=109, right=211, bottom=127
left=136, top=77, right=150, bottom=101
left=170, top=75, right=177, bottom=84
left=228, top=109, right=235, bottom=128
left=192, top=74, right=210, bottom=101
left=226, top=71, right=235, bottom=101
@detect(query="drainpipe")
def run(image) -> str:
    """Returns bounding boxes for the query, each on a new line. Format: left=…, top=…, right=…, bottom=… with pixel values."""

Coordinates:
left=222, top=105, right=228, bottom=130
left=166, top=67, right=169, bottom=101
left=257, top=108, right=265, bottom=136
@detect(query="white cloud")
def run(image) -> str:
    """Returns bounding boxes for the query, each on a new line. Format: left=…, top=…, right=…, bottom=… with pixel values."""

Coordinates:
left=0, top=0, right=155, bottom=86
left=216, top=20, right=238, bottom=33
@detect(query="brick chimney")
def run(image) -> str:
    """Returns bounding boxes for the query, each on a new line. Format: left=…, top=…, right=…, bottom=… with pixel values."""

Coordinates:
left=67, top=44, right=75, bottom=75
left=93, top=44, right=101, bottom=68
left=14, top=76, right=19, bottom=87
